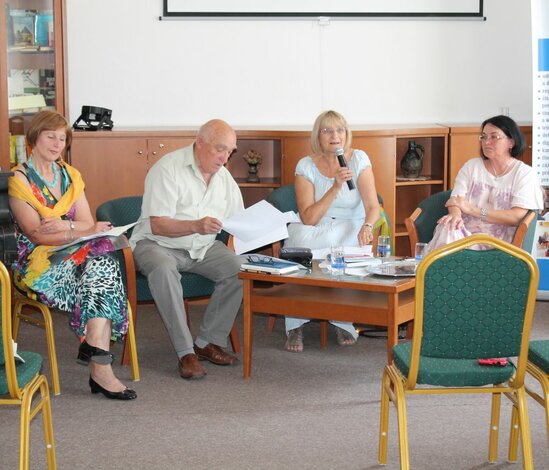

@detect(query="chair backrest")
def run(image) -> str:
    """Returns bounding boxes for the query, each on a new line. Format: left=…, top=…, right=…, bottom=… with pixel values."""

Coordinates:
left=414, top=190, right=452, bottom=243
left=0, top=260, right=30, bottom=398
left=266, top=185, right=298, bottom=213
left=96, top=196, right=143, bottom=238
left=96, top=196, right=229, bottom=245
left=513, top=210, right=537, bottom=252
left=409, top=235, right=538, bottom=383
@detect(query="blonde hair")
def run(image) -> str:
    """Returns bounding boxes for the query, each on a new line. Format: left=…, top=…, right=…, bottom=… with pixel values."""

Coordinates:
left=310, top=110, right=352, bottom=155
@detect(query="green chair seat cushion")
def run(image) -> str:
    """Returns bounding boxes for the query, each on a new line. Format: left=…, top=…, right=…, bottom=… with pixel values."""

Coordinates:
left=529, top=339, right=549, bottom=372
left=393, top=342, right=515, bottom=387
left=0, top=351, right=43, bottom=395
left=135, top=271, right=215, bottom=302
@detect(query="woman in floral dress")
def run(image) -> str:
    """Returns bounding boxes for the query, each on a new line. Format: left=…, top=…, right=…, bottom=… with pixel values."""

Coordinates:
left=8, top=110, right=136, bottom=400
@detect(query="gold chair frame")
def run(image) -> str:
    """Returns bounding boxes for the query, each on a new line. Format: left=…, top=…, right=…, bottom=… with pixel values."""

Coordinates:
left=378, top=235, right=538, bottom=470
left=1, top=262, right=56, bottom=470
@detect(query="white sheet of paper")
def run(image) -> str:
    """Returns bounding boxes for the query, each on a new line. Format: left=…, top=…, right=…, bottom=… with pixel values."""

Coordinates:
left=49, top=222, right=137, bottom=252
left=223, top=200, right=299, bottom=254
left=312, top=245, right=373, bottom=260
left=223, top=200, right=296, bottom=242
left=233, top=225, right=289, bottom=255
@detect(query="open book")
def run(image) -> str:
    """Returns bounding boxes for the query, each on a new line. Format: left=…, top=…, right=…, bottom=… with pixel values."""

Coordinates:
left=49, top=222, right=137, bottom=253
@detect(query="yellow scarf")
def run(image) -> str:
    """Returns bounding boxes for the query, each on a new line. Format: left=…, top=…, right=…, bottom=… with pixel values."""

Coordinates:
left=8, top=162, right=85, bottom=285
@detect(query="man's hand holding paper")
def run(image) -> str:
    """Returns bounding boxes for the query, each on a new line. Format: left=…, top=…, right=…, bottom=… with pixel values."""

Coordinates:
left=222, top=200, right=299, bottom=254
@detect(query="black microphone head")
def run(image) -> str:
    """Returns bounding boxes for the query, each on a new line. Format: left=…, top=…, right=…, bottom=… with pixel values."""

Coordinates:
left=335, top=148, right=344, bottom=157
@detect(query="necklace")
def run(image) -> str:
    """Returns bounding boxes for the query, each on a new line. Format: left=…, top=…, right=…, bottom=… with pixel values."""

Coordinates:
left=489, top=158, right=513, bottom=179
left=28, top=156, right=59, bottom=189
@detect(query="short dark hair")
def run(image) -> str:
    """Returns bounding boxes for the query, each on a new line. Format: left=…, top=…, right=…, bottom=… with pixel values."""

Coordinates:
left=26, top=110, right=72, bottom=151
left=480, top=115, right=525, bottom=158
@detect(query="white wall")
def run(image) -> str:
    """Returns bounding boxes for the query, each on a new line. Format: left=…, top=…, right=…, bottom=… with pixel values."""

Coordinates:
left=65, top=0, right=532, bottom=127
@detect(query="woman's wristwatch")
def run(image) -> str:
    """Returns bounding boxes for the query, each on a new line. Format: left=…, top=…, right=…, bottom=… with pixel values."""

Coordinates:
left=363, top=223, right=373, bottom=230
left=480, top=208, right=487, bottom=222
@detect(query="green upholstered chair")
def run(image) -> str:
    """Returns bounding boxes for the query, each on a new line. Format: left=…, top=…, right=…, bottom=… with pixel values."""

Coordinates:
left=404, top=190, right=538, bottom=254
left=0, top=261, right=56, bottom=470
left=378, top=234, right=538, bottom=470
left=96, top=196, right=241, bottom=365
left=264, top=184, right=391, bottom=346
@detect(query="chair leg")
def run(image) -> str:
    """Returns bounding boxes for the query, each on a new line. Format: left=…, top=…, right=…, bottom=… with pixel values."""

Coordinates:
left=508, top=404, right=520, bottom=462
left=229, top=323, right=241, bottom=354
left=267, top=315, right=276, bottom=332
left=488, top=391, right=501, bottom=463
left=13, top=299, right=61, bottom=396
left=20, top=374, right=57, bottom=470
left=121, top=301, right=138, bottom=367
left=124, top=303, right=140, bottom=381
left=378, top=367, right=391, bottom=465
left=523, top=361, right=549, bottom=446
left=320, top=321, right=328, bottom=349
left=394, top=377, right=411, bottom=470
left=515, top=387, right=534, bottom=470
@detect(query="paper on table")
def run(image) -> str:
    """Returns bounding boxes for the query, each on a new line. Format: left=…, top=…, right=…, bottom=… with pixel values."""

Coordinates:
left=49, top=222, right=137, bottom=252
left=312, top=245, right=373, bottom=260
left=223, top=200, right=299, bottom=255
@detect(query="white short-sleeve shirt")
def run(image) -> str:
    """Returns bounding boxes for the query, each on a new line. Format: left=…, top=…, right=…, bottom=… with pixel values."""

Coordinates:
left=130, top=143, right=244, bottom=260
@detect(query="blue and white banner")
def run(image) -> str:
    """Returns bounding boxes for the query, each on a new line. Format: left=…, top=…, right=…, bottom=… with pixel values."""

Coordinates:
left=531, top=0, right=549, bottom=298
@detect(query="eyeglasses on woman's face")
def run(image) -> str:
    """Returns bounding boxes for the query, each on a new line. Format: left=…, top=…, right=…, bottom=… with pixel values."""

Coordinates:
left=320, top=127, right=346, bottom=135
left=479, top=133, right=507, bottom=142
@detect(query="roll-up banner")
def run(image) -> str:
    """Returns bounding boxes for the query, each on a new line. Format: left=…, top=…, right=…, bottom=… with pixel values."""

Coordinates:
left=531, top=0, right=549, bottom=299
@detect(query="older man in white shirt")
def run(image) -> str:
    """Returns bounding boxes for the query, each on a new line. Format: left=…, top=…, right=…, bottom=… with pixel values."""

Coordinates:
left=131, top=119, right=244, bottom=380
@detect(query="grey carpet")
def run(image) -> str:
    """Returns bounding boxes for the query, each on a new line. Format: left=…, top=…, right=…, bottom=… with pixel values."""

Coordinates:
left=2, top=301, right=549, bottom=470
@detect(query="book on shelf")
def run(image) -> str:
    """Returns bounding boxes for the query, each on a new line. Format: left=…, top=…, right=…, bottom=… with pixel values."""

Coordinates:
left=10, top=9, right=37, bottom=47
left=49, top=222, right=137, bottom=253
left=240, top=255, right=301, bottom=275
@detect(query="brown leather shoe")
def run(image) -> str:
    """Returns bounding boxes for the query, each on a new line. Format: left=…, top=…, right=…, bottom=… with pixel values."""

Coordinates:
left=194, top=343, right=239, bottom=366
left=179, top=353, right=206, bottom=380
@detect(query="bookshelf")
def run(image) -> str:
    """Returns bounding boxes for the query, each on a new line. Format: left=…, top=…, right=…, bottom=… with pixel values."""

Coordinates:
left=0, top=0, right=66, bottom=169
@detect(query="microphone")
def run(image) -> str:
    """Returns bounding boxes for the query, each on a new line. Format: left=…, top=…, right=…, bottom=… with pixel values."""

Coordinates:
left=335, top=148, right=355, bottom=190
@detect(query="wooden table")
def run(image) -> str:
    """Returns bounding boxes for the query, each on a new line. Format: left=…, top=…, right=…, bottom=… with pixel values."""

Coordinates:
left=239, top=261, right=416, bottom=379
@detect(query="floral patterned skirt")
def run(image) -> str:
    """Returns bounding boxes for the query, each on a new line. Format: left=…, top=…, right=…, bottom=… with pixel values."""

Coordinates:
left=14, top=236, right=129, bottom=341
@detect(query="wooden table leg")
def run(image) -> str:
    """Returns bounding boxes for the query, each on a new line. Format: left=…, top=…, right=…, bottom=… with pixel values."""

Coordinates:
left=243, top=279, right=253, bottom=380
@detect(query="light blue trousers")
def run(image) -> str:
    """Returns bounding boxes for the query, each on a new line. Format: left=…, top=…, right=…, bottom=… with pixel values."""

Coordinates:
left=285, top=317, right=358, bottom=339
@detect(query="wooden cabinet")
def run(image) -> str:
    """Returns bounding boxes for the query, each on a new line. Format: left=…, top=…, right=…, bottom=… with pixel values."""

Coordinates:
left=69, top=131, right=194, bottom=215
left=71, top=126, right=448, bottom=256
left=355, top=127, right=448, bottom=256
left=0, top=0, right=66, bottom=169
left=448, top=124, right=533, bottom=187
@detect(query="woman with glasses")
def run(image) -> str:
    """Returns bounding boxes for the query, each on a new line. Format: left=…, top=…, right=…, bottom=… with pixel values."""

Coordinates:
left=427, top=115, right=543, bottom=251
left=283, top=110, right=382, bottom=352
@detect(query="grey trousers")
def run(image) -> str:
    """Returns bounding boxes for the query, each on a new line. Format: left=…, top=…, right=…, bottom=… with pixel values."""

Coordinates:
left=133, top=239, right=243, bottom=353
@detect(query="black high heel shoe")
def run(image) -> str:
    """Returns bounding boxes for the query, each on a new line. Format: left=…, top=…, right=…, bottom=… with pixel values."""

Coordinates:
left=89, top=377, right=137, bottom=401
left=77, top=341, right=114, bottom=365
